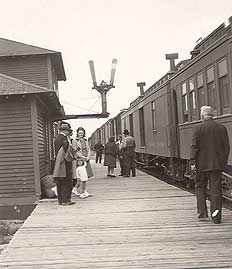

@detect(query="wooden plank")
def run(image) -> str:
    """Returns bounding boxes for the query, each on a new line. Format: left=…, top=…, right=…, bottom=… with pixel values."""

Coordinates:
left=1, top=163, right=232, bottom=268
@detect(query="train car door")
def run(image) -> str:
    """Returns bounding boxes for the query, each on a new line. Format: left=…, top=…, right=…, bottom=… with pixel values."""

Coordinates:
left=172, top=89, right=180, bottom=157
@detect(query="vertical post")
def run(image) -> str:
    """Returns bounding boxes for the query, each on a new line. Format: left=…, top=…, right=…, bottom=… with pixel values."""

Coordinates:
left=101, top=92, right=107, bottom=114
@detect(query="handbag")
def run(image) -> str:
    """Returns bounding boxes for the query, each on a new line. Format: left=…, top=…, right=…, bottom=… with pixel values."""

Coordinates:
left=86, top=161, right=93, bottom=178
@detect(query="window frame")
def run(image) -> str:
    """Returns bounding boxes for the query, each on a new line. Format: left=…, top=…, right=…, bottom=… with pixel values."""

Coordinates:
left=151, top=101, right=157, bottom=131
left=139, top=107, right=146, bottom=147
left=217, top=56, right=230, bottom=114
left=188, top=77, right=197, bottom=121
left=206, top=65, right=217, bottom=113
left=129, top=113, right=134, bottom=137
left=181, top=82, right=189, bottom=122
left=196, top=71, right=206, bottom=117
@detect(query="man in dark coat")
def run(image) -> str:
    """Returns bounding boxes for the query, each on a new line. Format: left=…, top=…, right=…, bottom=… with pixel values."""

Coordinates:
left=190, top=106, right=230, bottom=224
left=94, top=141, right=104, bottom=164
left=53, top=122, right=75, bottom=206
left=121, top=129, right=136, bottom=177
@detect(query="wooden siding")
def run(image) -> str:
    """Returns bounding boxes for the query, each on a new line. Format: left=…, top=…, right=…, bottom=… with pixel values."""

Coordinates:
left=0, top=55, right=49, bottom=88
left=0, top=99, right=35, bottom=204
left=37, top=107, right=50, bottom=178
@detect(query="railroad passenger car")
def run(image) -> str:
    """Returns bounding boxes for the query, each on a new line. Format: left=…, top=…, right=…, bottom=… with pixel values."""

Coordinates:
left=89, top=17, right=232, bottom=199
left=170, top=19, right=232, bottom=196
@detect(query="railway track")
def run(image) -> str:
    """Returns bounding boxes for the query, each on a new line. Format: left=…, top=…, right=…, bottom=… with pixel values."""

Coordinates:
left=138, top=166, right=232, bottom=210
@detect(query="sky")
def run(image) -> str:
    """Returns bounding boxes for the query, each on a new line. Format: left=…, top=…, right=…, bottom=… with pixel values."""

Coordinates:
left=1, top=0, right=232, bottom=137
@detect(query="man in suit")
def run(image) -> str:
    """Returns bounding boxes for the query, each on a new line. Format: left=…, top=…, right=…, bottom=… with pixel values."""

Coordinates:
left=94, top=141, right=104, bottom=164
left=121, top=129, right=136, bottom=177
left=190, top=106, right=230, bottom=224
left=53, top=122, right=75, bottom=206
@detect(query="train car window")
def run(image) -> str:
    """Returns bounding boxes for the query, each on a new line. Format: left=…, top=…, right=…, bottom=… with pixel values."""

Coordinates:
left=206, top=66, right=217, bottom=111
left=129, top=114, right=134, bottom=136
left=151, top=101, right=156, bottom=130
left=139, top=107, right=146, bottom=146
left=197, top=72, right=206, bottom=109
left=218, top=58, right=229, bottom=110
left=189, top=78, right=197, bottom=121
left=182, top=82, right=188, bottom=122
left=122, top=118, right=126, bottom=131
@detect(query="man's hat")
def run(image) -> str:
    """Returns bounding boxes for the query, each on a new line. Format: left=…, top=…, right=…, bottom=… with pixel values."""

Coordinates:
left=123, top=129, right=129, bottom=135
left=59, top=123, right=72, bottom=131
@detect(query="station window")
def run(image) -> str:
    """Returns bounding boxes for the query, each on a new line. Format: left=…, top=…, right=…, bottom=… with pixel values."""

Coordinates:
left=197, top=72, right=206, bottom=109
left=151, top=101, right=156, bottom=130
left=129, top=114, right=134, bottom=136
left=218, top=58, right=229, bottom=111
left=189, top=78, right=196, bottom=121
left=182, top=82, right=188, bottom=122
left=206, top=66, right=217, bottom=111
left=139, top=107, right=146, bottom=146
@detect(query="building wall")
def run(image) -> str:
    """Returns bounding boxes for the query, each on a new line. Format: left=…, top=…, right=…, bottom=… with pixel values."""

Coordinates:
left=37, top=101, right=54, bottom=178
left=37, top=110, right=50, bottom=178
left=0, top=55, right=50, bottom=88
left=0, top=98, right=36, bottom=205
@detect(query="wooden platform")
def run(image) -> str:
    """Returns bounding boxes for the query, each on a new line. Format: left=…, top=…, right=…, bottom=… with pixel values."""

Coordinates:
left=1, top=162, right=232, bottom=268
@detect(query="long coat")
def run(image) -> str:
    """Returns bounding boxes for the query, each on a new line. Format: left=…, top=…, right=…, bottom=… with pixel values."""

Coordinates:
left=122, top=135, right=136, bottom=157
left=104, top=141, right=117, bottom=168
left=190, top=119, right=230, bottom=171
left=53, top=134, right=69, bottom=178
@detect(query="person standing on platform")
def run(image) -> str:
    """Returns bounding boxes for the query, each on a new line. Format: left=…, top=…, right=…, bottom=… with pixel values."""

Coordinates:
left=72, top=127, right=93, bottom=199
left=121, top=129, right=136, bottom=177
left=190, top=106, right=230, bottom=224
left=53, top=123, right=76, bottom=206
left=94, top=141, right=104, bottom=164
left=116, top=135, right=125, bottom=176
left=104, top=137, right=117, bottom=177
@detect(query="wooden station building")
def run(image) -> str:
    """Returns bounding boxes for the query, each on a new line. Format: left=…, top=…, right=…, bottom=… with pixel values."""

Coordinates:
left=0, top=38, right=66, bottom=218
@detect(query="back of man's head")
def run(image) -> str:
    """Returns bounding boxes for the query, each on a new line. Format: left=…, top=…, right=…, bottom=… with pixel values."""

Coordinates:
left=200, top=105, right=214, bottom=119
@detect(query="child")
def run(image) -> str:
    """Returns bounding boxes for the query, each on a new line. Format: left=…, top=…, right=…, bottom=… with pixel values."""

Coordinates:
left=75, top=159, right=92, bottom=199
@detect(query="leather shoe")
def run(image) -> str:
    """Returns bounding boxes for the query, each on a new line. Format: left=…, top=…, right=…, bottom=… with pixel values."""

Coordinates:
left=67, top=201, right=76, bottom=205
left=212, top=210, right=221, bottom=224
left=198, top=213, right=208, bottom=221
left=213, top=219, right=221, bottom=224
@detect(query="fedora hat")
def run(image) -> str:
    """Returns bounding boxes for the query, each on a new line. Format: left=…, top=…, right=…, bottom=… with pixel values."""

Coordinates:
left=59, top=123, right=72, bottom=131
left=123, top=129, right=129, bottom=135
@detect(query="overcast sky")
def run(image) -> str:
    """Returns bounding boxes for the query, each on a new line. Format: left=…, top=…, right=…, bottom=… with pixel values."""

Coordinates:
left=1, top=0, right=232, bottom=137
